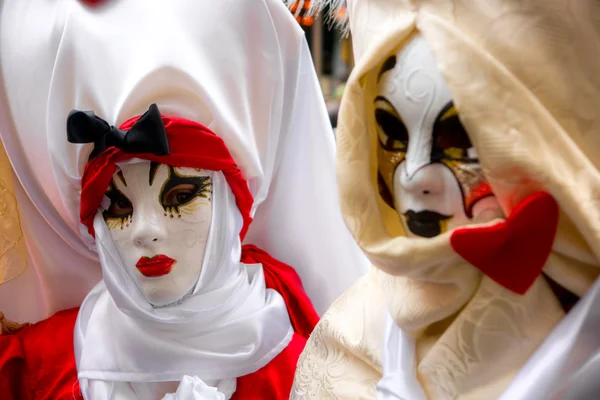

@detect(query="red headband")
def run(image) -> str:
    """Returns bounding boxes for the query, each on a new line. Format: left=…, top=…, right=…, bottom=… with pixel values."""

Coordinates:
left=79, top=115, right=253, bottom=240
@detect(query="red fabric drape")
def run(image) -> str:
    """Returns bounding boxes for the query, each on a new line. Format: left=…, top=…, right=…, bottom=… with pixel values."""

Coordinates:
left=232, top=333, right=307, bottom=400
left=0, top=308, right=83, bottom=400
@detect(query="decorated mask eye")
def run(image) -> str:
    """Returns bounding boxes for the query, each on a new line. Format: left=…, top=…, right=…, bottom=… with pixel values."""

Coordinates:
left=433, top=103, right=474, bottom=159
left=163, top=183, right=201, bottom=208
left=104, top=183, right=133, bottom=219
left=109, top=197, right=133, bottom=216
left=375, top=97, right=408, bottom=150
left=159, top=167, right=212, bottom=217
left=103, top=181, right=134, bottom=230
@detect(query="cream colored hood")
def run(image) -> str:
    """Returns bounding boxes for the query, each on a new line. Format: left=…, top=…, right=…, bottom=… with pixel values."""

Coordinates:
left=329, top=0, right=600, bottom=397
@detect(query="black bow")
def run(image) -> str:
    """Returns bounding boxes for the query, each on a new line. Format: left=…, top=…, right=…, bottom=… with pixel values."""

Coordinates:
left=67, top=103, right=170, bottom=161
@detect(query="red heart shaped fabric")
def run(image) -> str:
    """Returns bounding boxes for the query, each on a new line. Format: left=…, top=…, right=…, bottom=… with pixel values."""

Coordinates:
left=450, top=192, right=559, bottom=295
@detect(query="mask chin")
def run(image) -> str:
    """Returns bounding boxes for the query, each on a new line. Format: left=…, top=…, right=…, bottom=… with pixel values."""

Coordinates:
left=149, top=283, right=197, bottom=308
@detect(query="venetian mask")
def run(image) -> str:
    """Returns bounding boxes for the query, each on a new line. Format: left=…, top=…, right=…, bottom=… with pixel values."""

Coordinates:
left=375, top=34, right=500, bottom=238
left=103, top=161, right=213, bottom=307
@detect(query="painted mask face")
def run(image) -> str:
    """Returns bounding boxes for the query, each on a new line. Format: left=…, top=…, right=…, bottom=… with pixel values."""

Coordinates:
left=375, top=34, right=500, bottom=238
left=103, top=161, right=213, bottom=307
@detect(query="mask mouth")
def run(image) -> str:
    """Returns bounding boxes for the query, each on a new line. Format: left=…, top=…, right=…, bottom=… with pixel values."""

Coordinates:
left=136, top=254, right=176, bottom=278
left=404, top=210, right=452, bottom=238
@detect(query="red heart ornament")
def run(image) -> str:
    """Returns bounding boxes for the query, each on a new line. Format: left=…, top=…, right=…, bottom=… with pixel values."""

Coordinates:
left=450, top=192, right=559, bottom=295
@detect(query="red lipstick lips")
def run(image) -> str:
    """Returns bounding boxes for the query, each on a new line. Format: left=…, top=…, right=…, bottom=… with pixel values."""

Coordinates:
left=136, top=255, right=176, bottom=278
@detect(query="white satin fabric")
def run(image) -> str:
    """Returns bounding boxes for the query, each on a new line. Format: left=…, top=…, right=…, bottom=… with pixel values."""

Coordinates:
left=75, top=170, right=292, bottom=400
left=498, top=272, right=600, bottom=399
left=161, top=376, right=227, bottom=400
left=0, top=0, right=368, bottom=323
left=376, top=313, right=426, bottom=400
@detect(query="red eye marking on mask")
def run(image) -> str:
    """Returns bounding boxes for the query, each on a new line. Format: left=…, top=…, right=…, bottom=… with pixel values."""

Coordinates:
left=465, top=181, right=494, bottom=217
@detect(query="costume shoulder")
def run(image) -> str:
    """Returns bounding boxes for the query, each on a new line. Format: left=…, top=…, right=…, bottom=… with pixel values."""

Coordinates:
left=241, top=244, right=320, bottom=337
left=0, top=308, right=82, bottom=400
left=233, top=333, right=306, bottom=400
left=291, top=267, right=385, bottom=399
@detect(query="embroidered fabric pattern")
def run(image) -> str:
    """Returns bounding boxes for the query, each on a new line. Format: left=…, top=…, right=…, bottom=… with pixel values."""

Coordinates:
left=0, top=142, right=26, bottom=285
left=291, top=272, right=384, bottom=399
left=417, top=278, right=563, bottom=398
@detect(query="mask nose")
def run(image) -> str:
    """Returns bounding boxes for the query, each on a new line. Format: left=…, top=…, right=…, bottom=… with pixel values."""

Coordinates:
left=131, top=208, right=167, bottom=249
left=399, top=163, right=445, bottom=197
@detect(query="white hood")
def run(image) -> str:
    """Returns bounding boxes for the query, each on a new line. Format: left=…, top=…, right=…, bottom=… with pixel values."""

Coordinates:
left=0, top=0, right=369, bottom=321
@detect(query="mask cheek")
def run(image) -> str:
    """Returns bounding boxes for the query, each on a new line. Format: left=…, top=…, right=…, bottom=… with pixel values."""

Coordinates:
left=161, top=216, right=211, bottom=301
left=108, top=222, right=135, bottom=253
left=441, top=160, right=500, bottom=221
left=174, top=204, right=212, bottom=246
left=173, top=198, right=212, bottom=223
left=104, top=215, right=133, bottom=231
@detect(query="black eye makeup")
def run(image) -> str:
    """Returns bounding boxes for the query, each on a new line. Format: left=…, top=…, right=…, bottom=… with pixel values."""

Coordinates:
left=163, top=184, right=200, bottom=207
left=375, top=96, right=409, bottom=210
left=431, top=102, right=476, bottom=161
left=103, top=165, right=213, bottom=230
left=374, top=96, right=409, bottom=150
left=103, top=181, right=134, bottom=229
left=159, top=167, right=212, bottom=219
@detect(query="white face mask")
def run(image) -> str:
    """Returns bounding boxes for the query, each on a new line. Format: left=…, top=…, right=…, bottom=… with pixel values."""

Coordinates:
left=375, top=34, right=501, bottom=237
left=103, top=161, right=213, bottom=307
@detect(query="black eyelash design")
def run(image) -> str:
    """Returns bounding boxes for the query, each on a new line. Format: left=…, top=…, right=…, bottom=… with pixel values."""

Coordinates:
left=103, top=181, right=133, bottom=229
left=378, top=55, right=397, bottom=82
left=159, top=166, right=212, bottom=217
left=374, top=96, right=408, bottom=150
left=431, top=102, right=475, bottom=162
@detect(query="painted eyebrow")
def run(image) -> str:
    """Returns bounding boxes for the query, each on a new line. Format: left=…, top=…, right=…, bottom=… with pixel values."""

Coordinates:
left=149, top=162, right=160, bottom=186
left=434, top=101, right=457, bottom=123
left=377, top=55, right=397, bottom=82
left=374, top=95, right=395, bottom=107
left=116, top=170, right=127, bottom=187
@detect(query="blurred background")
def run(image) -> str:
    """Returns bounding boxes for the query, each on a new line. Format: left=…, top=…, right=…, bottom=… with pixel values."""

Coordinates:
left=289, top=1, right=352, bottom=129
